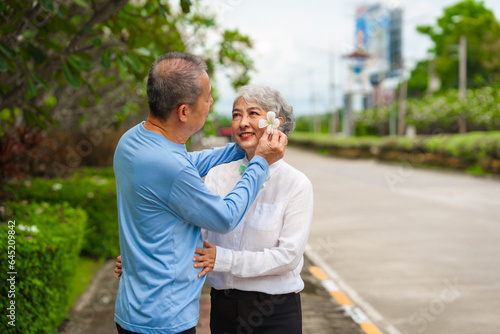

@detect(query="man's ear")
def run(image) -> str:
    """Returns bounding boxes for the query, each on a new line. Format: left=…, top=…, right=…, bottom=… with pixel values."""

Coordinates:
left=177, top=104, right=190, bottom=123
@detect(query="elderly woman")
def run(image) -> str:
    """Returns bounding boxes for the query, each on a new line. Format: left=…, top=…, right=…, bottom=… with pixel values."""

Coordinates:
left=195, top=85, right=313, bottom=334
left=116, top=85, right=312, bottom=333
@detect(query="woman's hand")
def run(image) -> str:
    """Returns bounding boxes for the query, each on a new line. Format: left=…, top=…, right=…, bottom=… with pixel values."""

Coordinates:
left=193, top=240, right=216, bottom=278
left=115, top=255, right=123, bottom=280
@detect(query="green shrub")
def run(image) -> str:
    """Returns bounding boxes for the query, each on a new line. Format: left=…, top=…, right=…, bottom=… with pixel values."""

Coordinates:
left=442, top=131, right=500, bottom=160
left=0, top=202, right=87, bottom=334
left=289, top=131, right=500, bottom=167
left=355, top=86, right=500, bottom=133
left=7, top=168, right=118, bottom=259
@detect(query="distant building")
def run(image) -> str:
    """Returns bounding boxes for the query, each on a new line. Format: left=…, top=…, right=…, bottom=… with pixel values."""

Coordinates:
left=343, top=3, right=402, bottom=135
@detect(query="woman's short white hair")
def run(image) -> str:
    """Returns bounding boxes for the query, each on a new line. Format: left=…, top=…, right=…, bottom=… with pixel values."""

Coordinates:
left=233, top=85, right=295, bottom=135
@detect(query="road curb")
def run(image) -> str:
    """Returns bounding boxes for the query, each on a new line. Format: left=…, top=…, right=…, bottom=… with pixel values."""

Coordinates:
left=304, top=245, right=402, bottom=334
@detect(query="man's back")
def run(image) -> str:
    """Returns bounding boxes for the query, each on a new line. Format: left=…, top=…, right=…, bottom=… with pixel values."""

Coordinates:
left=114, top=123, right=205, bottom=334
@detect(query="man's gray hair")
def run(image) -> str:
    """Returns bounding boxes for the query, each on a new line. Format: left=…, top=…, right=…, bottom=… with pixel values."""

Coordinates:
left=233, top=85, right=295, bottom=135
left=147, top=52, right=208, bottom=120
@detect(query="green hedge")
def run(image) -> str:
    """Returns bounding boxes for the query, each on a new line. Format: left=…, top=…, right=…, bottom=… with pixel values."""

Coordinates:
left=289, top=131, right=500, bottom=173
left=0, top=202, right=87, bottom=334
left=356, top=86, right=500, bottom=132
left=7, top=168, right=118, bottom=259
left=290, top=131, right=500, bottom=158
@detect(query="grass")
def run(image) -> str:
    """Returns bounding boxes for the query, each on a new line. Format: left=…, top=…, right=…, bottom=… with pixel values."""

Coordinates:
left=465, top=163, right=490, bottom=176
left=66, top=257, right=105, bottom=311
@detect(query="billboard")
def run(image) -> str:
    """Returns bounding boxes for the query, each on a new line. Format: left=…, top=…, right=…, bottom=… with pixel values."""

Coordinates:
left=355, top=3, right=402, bottom=79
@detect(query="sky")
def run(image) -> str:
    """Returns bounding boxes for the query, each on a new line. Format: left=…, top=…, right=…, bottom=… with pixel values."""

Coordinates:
left=200, top=0, right=500, bottom=117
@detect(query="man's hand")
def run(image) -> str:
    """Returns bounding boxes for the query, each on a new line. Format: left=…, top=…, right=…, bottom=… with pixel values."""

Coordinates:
left=193, top=240, right=216, bottom=278
left=115, top=255, right=122, bottom=280
left=254, top=128, right=287, bottom=165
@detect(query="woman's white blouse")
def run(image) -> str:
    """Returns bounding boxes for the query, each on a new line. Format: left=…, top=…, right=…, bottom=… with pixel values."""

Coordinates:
left=203, top=157, right=313, bottom=294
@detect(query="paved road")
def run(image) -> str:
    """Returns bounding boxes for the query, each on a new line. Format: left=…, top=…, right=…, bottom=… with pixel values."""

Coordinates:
left=285, top=146, right=500, bottom=334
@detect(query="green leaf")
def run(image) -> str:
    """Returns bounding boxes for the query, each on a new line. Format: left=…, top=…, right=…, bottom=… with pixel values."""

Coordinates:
left=133, top=47, right=151, bottom=56
left=27, top=43, right=46, bottom=64
left=45, top=95, right=57, bottom=108
left=180, top=0, right=191, bottom=14
left=158, top=1, right=168, bottom=18
left=32, top=105, right=54, bottom=126
left=68, top=54, right=91, bottom=71
left=63, top=61, right=81, bottom=88
left=34, top=74, right=50, bottom=90
left=0, top=42, right=15, bottom=58
left=100, top=48, right=111, bottom=69
left=0, top=53, right=7, bottom=71
left=67, top=55, right=82, bottom=71
left=56, top=6, right=66, bottom=18
left=27, top=77, right=38, bottom=96
left=125, top=55, right=140, bottom=72
left=83, top=26, right=96, bottom=34
left=41, top=0, right=53, bottom=11
left=90, top=37, right=102, bottom=47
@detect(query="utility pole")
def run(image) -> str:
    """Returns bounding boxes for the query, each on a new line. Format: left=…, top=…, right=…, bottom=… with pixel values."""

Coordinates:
left=329, top=46, right=338, bottom=135
left=309, top=70, right=320, bottom=133
left=313, top=92, right=321, bottom=133
left=426, top=58, right=435, bottom=99
left=397, top=58, right=407, bottom=136
left=458, top=35, right=467, bottom=134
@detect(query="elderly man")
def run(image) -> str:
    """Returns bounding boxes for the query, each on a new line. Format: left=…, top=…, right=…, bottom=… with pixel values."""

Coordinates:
left=113, top=52, right=286, bottom=334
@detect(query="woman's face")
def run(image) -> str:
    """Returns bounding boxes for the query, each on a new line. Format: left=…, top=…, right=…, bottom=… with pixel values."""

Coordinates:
left=231, top=98, right=268, bottom=154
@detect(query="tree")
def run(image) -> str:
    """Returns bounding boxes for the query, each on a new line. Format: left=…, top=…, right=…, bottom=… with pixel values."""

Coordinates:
left=0, top=0, right=253, bottom=133
left=407, top=59, right=429, bottom=97
left=416, top=0, right=500, bottom=90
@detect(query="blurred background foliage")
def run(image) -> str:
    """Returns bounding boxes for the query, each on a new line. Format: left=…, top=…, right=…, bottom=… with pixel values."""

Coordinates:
left=0, top=2, right=255, bottom=331
left=409, top=0, right=500, bottom=95
left=0, top=0, right=254, bottom=186
left=0, top=0, right=253, bottom=132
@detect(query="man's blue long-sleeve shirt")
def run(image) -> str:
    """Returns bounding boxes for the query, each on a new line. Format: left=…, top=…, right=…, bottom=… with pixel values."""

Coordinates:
left=113, top=123, right=268, bottom=334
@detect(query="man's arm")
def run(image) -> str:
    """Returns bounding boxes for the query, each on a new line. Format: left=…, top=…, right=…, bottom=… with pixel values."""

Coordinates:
left=170, top=130, right=287, bottom=233
left=169, top=155, right=268, bottom=233
left=188, top=142, right=245, bottom=177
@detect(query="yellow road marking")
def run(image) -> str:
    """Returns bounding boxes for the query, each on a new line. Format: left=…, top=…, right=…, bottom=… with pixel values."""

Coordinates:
left=329, top=291, right=354, bottom=306
left=309, top=265, right=328, bottom=280
left=360, top=322, right=384, bottom=334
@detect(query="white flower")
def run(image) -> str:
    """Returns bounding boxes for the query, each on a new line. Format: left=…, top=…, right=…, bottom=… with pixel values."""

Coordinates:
left=35, top=208, right=43, bottom=214
left=258, top=111, right=280, bottom=134
left=52, top=183, right=62, bottom=191
left=88, top=192, right=94, bottom=199
left=18, top=224, right=39, bottom=233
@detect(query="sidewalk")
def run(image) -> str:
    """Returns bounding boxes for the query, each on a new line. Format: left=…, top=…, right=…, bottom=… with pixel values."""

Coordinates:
left=58, top=256, right=363, bottom=334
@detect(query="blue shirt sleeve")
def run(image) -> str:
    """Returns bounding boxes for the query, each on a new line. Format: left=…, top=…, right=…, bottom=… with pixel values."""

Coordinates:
left=188, top=143, right=245, bottom=177
left=168, top=156, right=269, bottom=233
